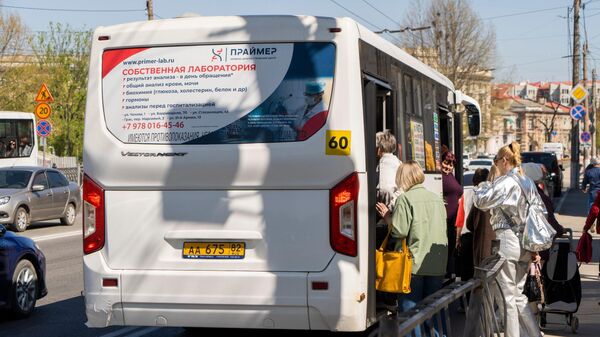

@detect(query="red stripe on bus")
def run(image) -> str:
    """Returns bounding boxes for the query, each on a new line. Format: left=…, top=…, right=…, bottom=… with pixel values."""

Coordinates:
left=102, top=48, right=148, bottom=78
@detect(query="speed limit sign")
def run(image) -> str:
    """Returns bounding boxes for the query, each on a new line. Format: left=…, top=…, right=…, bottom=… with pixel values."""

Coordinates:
left=34, top=102, right=52, bottom=119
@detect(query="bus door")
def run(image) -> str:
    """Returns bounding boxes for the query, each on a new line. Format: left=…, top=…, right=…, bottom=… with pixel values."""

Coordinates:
left=362, top=73, right=394, bottom=321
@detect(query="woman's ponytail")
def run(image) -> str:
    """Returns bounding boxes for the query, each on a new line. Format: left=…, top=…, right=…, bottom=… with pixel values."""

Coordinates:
left=509, top=141, right=522, bottom=167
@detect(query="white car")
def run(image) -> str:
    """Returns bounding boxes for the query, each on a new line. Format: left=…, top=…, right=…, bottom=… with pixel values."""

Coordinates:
left=462, top=155, right=470, bottom=170
left=467, top=159, right=493, bottom=172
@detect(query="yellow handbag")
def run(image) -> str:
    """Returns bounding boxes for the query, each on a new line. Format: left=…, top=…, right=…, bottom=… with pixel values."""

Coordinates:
left=375, top=227, right=413, bottom=293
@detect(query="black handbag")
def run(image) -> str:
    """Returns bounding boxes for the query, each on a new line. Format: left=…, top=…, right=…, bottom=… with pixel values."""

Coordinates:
left=523, top=262, right=545, bottom=303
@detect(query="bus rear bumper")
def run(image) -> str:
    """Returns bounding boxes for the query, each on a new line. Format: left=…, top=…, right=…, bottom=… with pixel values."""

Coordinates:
left=83, top=252, right=366, bottom=331
left=83, top=251, right=310, bottom=329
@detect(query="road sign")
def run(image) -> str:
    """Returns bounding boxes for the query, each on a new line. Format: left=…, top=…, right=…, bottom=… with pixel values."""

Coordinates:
left=36, top=120, right=52, bottom=137
left=570, top=83, right=589, bottom=103
left=570, top=105, right=586, bottom=120
left=34, top=83, right=54, bottom=103
left=34, top=102, right=52, bottom=119
left=581, top=131, right=592, bottom=143
left=582, top=143, right=591, bottom=149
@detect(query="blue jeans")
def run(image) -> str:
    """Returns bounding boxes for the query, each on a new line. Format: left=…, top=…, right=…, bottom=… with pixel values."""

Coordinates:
left=398, top=275, right=444, bottom=337
left=588, top=192, right=595, bottom=214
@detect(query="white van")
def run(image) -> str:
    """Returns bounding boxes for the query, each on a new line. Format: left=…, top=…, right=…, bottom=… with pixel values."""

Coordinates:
left=83, top=15, right=480, bottom=332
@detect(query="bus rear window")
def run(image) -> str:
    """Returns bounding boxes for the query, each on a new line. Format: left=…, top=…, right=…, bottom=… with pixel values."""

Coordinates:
left=102, top=42, right=336, bottom=144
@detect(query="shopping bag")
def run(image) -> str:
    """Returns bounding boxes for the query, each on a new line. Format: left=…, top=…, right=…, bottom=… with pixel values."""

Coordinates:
left=576, top=231, right=593, bottom=263
left=375, top=227, right=412, bottom=293
left=523, top=262, right=545, bottom=303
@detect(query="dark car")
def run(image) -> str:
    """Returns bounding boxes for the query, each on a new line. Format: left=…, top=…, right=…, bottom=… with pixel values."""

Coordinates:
left=0, top=224, right=47, bottom=317
left=521, top=152, right=564, bottom=197
left=0, top=167, right=81, bottom=232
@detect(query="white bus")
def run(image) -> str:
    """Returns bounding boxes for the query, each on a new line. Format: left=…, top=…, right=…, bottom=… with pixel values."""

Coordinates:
left=0, top=111, right=38, bottom=167
left=82, top=15, right=481, bottom=332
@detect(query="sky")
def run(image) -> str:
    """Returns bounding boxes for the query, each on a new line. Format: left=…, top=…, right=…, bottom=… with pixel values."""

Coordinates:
left=3, top=0, right=600, bottom=83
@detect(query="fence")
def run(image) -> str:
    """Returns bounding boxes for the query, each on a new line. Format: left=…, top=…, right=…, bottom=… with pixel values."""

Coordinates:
left=58, top=166, right=83, bottom=185
left=377, top=254, right=506, bottom=337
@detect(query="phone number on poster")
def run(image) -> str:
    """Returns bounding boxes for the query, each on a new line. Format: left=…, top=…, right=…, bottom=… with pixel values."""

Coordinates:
left=122, top=122, right=186, bottom=130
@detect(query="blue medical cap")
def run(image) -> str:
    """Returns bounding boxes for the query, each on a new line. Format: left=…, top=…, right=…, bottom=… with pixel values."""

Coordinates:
left=305, top=82, right=325, bottom=95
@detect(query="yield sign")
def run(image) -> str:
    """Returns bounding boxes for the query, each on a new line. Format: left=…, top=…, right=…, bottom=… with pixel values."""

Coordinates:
left=570, top=83, right=589, bottom=103
left=34, top=83, right=54, bottom=103
left=36, top=120, right=52, bottom=137
left=570, top=105, right=586, bottom=120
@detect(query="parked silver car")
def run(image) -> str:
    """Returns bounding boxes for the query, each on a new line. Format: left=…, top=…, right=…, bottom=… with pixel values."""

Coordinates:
left=0, top=167, right=80, bottom=232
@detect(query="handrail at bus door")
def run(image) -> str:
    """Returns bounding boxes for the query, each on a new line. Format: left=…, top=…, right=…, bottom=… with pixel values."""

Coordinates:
left=376, top=254, right=506, bottom=337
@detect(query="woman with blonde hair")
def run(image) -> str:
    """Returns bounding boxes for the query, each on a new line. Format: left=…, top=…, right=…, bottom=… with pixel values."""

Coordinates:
left=376, top=161, right=448, bottom=320
left=473, top=142, right=543, bottom=337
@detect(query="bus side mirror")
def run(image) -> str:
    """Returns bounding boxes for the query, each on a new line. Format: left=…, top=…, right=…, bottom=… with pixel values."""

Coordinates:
left=466, top=106, right=481, bottom=137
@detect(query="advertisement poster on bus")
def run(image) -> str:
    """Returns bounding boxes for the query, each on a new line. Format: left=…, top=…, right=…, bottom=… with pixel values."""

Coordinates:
left=410, top=120, right=426, bottom=169
left=102, top=43, right=335, bottom=144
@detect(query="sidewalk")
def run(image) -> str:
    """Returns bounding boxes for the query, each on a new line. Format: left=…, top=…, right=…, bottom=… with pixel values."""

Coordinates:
left=543, top=189, right=600, bottom=337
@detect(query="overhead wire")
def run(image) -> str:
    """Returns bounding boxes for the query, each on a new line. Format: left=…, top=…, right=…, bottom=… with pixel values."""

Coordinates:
left=482, top=6, right=567, bottom=20
left=328, top=0, right=404, bottom=45
left=358, top=0, right=425, bottom=46
left=0, top=4, right=144, bottom=13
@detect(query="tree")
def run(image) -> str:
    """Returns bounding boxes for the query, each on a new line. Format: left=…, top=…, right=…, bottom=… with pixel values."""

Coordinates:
left=29, top=23, right=91, bottom=159
left=537, top=102, right=562, bottom=142
left=401, top=0, right=496, bottom=90
left=0, top=11, right=28, bottom=80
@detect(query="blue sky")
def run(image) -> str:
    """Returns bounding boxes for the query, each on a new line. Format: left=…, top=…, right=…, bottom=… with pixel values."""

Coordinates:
left=3, top=0, right=600, bottom=83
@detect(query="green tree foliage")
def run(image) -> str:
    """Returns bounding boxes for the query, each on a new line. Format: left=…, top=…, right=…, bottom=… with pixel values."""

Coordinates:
left=29, top=23, right=91, bottom=159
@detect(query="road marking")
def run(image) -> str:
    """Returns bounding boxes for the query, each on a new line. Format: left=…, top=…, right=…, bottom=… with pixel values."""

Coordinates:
left=31, top=230, right=81, bottom=242
left=98, top=327, right=140, bottom=337
left=124, top=327, right=160, bottom=337
left=555, top=188, right=569, bottom=214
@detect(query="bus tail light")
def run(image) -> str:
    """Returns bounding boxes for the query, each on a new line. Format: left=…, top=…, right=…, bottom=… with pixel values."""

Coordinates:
left=83, top=175, right=105, bottom=255
left=330, top=173, right=359, bottom=257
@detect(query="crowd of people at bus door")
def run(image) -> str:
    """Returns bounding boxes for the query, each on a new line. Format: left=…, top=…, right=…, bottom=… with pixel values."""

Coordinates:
left=372, top=132, right=555, bottom=336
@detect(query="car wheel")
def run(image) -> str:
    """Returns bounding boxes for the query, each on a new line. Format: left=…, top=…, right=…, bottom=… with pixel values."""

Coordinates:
left=11, top=207, right=29, bottom=232
left=60, top=203, right=76, bottom=226
left=11, top=260, right=38, bottom=318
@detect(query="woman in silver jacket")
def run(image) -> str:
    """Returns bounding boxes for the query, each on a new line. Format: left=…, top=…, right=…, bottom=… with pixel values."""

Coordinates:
left=473, top=142, right=543, bottom=337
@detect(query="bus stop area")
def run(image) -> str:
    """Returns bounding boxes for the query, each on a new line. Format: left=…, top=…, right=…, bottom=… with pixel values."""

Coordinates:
left=380, top=188, right=600, bottom=337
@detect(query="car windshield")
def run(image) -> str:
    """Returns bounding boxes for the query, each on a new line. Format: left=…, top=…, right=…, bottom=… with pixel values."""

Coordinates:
left=521, top=153, right=556, bottom=170
left=0, top=170, right=32, bottom=189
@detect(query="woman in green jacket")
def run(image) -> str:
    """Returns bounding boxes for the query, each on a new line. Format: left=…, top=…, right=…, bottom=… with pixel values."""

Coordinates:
left=376, top=160, right=448, bottom=314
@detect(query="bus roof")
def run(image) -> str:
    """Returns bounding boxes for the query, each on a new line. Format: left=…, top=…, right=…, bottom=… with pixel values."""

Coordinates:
left=0, top=111, right=36, bottom=119
left=93, top=15, right=454, bottom=91
left=355, top=22, right=455, bottom=91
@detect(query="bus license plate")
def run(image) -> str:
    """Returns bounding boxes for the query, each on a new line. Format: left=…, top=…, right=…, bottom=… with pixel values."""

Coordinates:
left=183, top=242, right=245, bottom=259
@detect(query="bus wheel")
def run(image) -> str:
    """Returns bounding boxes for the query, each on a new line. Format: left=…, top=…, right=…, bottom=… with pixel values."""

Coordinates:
left=12, top=207, right=29, bottom=232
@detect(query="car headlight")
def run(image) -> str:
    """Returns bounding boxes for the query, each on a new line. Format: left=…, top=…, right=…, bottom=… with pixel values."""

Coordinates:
left=0, top=196, right=9, bottom=205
